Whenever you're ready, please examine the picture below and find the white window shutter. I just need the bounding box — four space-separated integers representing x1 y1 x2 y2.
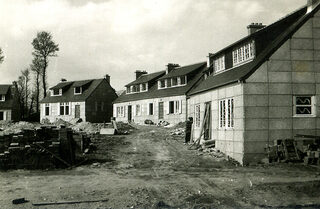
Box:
147 103 150 115
166 101 170 115
179 100 183 114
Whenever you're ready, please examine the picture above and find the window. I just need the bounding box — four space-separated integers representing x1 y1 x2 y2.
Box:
168 100 182 114
126 87 131 94
60 102 70 115
45 104 50 116
180 76 186 85
0 95 5 101
149 103 154 115
169 101 175 114
117 106 125 117
167 79 172 87
195 104 200 127
159 80 166 89
294 96 315 116
136 104 141 116
52 89 62 96
74 87 82 94
219 98 234 128
233 40 255 66
213 55 225 73
172 77 178 86
141 83 147 91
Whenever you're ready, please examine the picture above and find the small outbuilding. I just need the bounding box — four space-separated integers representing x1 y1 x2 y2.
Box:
0 84 20 121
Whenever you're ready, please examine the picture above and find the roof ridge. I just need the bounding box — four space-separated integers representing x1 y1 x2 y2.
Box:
174 61 206 69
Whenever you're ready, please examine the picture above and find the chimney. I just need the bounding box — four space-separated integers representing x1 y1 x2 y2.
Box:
135 70 147 79
104 74 110 83
166 63 180 74
307 0 320 13
247 23 266 35
60 78 67 82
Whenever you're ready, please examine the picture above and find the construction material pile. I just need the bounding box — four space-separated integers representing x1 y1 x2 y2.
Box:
0 121 37 135
0 126 91 170
266 135 320 166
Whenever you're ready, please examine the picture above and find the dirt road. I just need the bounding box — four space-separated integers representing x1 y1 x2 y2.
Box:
1 125 320 208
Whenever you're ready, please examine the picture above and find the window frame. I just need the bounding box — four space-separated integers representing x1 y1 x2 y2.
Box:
293 95 316 117
74 86 82 95
219 98 234 129
59 102 70 116
52 89 62 96
195 104 201 128
232 40 255 67
45 103 50 116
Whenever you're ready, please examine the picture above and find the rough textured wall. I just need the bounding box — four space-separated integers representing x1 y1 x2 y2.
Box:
114 95 187 125
86 80 118 123
243 13 320 164
188 83 245 164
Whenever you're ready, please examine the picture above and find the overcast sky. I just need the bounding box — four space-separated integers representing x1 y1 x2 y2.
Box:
0 0 305 91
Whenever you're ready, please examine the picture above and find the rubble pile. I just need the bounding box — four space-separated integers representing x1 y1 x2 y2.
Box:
266 136 320 166
0 121 36 135
170 128 185 136
0 126 91 170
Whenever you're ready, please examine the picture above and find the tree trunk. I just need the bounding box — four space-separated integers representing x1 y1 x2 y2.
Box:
36 73 40 113
42 58 47 98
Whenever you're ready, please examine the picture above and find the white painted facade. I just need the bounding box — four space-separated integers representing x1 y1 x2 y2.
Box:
40 102 86 123
114 95 187 125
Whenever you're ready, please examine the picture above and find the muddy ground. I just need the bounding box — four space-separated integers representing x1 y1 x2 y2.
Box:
1 125 320 209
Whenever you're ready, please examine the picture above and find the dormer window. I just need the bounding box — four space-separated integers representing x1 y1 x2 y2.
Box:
180 76 186 85
158 80 166 89
172 77 178 86
141 83 147 92
74 86 82 95
52 89 62 96
126 87 131 94
233 40 255 66
0 95 5 101
213 55 225 73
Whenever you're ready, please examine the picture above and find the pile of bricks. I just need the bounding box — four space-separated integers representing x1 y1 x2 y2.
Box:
0 126 90 170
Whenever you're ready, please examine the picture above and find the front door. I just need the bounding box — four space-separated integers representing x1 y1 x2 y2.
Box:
158 102 164 119
75 105 80 118
0 112 3 120
128 105 132 122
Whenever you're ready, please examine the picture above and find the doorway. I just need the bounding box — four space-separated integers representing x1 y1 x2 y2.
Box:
128 105 132 122
0 111 3 120
203 102 212 140
75 105 80 118
158 102 164 119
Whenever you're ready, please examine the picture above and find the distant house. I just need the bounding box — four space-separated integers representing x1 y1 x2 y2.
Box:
187 1 320 165
40 75 118 123
0 84 20 121
113 62 207 125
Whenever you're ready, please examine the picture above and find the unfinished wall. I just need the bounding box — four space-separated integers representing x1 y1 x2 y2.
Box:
40 102 86 123
243 13 320 164
114 95 187 125
188 83 245 163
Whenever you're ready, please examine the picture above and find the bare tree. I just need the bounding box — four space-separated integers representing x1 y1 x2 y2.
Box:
0 47 4 64
16 75 26 119
22 68 30 115
32 31 59 98
30 56 43 113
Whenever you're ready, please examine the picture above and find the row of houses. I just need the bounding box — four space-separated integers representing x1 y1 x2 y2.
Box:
1 0 320 164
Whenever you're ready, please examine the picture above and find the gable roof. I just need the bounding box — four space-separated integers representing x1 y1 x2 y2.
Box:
0 85 11 95
160 62 206 79
40 79 112 103
188 4 315 96
114 62 207 103
50 81 73 90
126 71 165 86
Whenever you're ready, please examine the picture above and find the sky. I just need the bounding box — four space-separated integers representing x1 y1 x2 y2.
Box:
0 0 305 91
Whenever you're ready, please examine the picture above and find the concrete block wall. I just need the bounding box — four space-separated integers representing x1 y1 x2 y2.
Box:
114 95 187 125
188 83 245 163
40 102 86 123
243 14 320 164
